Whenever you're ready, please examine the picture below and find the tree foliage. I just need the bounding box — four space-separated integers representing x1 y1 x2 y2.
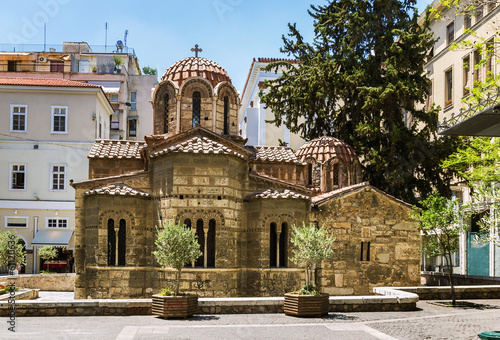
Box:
38 245 58 261
142 66 157 75
0 230 26 268
152 221 202 296
290 222 335 289
410 192 469 304
260 0 459 204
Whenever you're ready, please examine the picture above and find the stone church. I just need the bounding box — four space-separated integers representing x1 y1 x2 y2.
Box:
72 55 420 299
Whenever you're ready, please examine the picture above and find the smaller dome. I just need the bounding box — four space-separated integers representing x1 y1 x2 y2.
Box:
161 57 231 88
296 136 357 164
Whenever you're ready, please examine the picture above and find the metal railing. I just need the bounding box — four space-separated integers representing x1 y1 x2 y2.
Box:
0 43 135 56
438 88 500 134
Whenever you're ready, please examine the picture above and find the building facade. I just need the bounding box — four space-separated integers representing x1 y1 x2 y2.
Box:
239 58 305 150
72 56 420 299
0 77 113 273
0 41 157 140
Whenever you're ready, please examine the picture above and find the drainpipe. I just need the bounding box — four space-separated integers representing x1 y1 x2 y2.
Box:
33 217 38 274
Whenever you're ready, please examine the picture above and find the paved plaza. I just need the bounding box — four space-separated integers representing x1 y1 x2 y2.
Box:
1 293 500 339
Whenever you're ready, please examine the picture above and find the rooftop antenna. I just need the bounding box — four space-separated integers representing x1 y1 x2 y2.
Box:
44 23 46 52
105 22 108 52
124 29 128 48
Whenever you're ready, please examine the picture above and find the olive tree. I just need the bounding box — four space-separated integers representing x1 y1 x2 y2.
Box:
0 231 26 272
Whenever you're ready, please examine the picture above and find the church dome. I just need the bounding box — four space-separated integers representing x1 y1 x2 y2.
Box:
161 57 231 87
296 135 358 164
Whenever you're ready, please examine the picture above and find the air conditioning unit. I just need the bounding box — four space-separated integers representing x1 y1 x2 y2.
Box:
38 56 48 62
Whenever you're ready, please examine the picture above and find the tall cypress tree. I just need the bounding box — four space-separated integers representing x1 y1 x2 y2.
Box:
260 0 458 204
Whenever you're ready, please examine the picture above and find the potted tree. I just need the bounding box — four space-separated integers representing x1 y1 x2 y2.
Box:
152 220 202 318
284 222 335 317
113 55 123 74
38 245 58 273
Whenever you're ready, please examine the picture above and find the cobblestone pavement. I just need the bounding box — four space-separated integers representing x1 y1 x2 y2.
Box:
2 299 500 339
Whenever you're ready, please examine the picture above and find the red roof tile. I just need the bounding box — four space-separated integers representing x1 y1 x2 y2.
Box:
246 188 309 200
161 57 231 87
296 136 358 164
150 136 246 159
88 140 145 159
84 183 150 198
251 146 305 164
0 77 101 88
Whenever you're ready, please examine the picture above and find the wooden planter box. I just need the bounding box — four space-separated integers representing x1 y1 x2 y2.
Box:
284 292 329 317
152 294 198 319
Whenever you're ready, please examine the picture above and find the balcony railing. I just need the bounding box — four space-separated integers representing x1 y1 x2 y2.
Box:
0 43 135 56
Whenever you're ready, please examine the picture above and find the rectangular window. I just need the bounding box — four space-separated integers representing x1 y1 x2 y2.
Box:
50 61 64 72
474 49 483 86
10 105 27 132
487 1 496 12
10 164 26 190
445 68 453 107
447 22 455 46
463 56 470 96
425 81 433 111
476 5 484 21
51 165 65 191
130 91 137 110
128 119 137 137
109 93 119 102
486 39 494 77
7 60 17 72
51 106 68 133
465 15 472 30
47 218 68 228
5 217 28 228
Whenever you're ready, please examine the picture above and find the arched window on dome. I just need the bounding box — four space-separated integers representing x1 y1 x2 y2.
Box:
223 96 229 135
195 219 204 267
118 219 126 266
163 93 169 134
107 219 115 266
192 91 201 127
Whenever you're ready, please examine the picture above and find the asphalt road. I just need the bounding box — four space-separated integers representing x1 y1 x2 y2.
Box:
2 299 500 339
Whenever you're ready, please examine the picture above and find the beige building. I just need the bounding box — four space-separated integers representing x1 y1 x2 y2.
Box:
0 41 157 140
72 56 420 299
0 77 113 273
240 58 305 150
423 2 500 277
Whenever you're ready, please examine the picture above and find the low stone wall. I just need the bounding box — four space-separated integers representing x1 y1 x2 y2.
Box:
2 274 75 292
421 271 500 286
396 285 500 300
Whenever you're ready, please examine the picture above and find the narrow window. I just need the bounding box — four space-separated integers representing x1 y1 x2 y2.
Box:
163 93 169 134
10 164 26 190
128 119 137 137
476 5 484 21
445 68 453 107
279 222 288 268
446 22 455 46
207 219 216 268
108 219 116 266
425 81 433 111
463 55 470 96
307 164 313 186
464 15 471 30
474 49 483 86
192 91 201 127
361 242 371 261
486 39 494 77
270 222 277 267
129 91 137 110
195 219 204 267
51 106 68 133
10 105 27 132
118 219 126 266
333 163 339 186
223 96 229 135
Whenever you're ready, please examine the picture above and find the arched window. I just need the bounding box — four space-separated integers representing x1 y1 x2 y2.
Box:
207 219 216 267
163 93 169 134
270 222 277 267
118 219 126 266
184 218 191 229
195 219 204 267
333 163 339 186
223 96 229 135
107 219 116 266
307 164 313 186
192 91 201 127
279 222 288 268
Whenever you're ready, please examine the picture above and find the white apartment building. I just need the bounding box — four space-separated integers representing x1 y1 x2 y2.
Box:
0 77 113 273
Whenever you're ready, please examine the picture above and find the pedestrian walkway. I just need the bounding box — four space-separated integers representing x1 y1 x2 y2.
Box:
35 291 75 301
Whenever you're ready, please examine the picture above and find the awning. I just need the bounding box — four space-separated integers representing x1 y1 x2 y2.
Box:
31 230 73 246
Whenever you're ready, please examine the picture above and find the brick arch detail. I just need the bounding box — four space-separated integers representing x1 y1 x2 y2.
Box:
262 213 296 233
180 77 213 98
175 210 225 230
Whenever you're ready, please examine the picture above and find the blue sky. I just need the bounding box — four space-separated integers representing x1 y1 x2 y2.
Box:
0 0 433 92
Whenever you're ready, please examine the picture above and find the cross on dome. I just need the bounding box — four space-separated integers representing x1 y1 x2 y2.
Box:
191 44 202 57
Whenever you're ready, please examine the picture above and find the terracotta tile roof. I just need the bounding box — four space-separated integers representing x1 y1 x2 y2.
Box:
161 57 231 87
251 146 305 164
150 136 247 159
84 183 150 197
0 77 101 88
88 140 145 159
246 188 309 200
296 135 358 164
256 58 299 64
